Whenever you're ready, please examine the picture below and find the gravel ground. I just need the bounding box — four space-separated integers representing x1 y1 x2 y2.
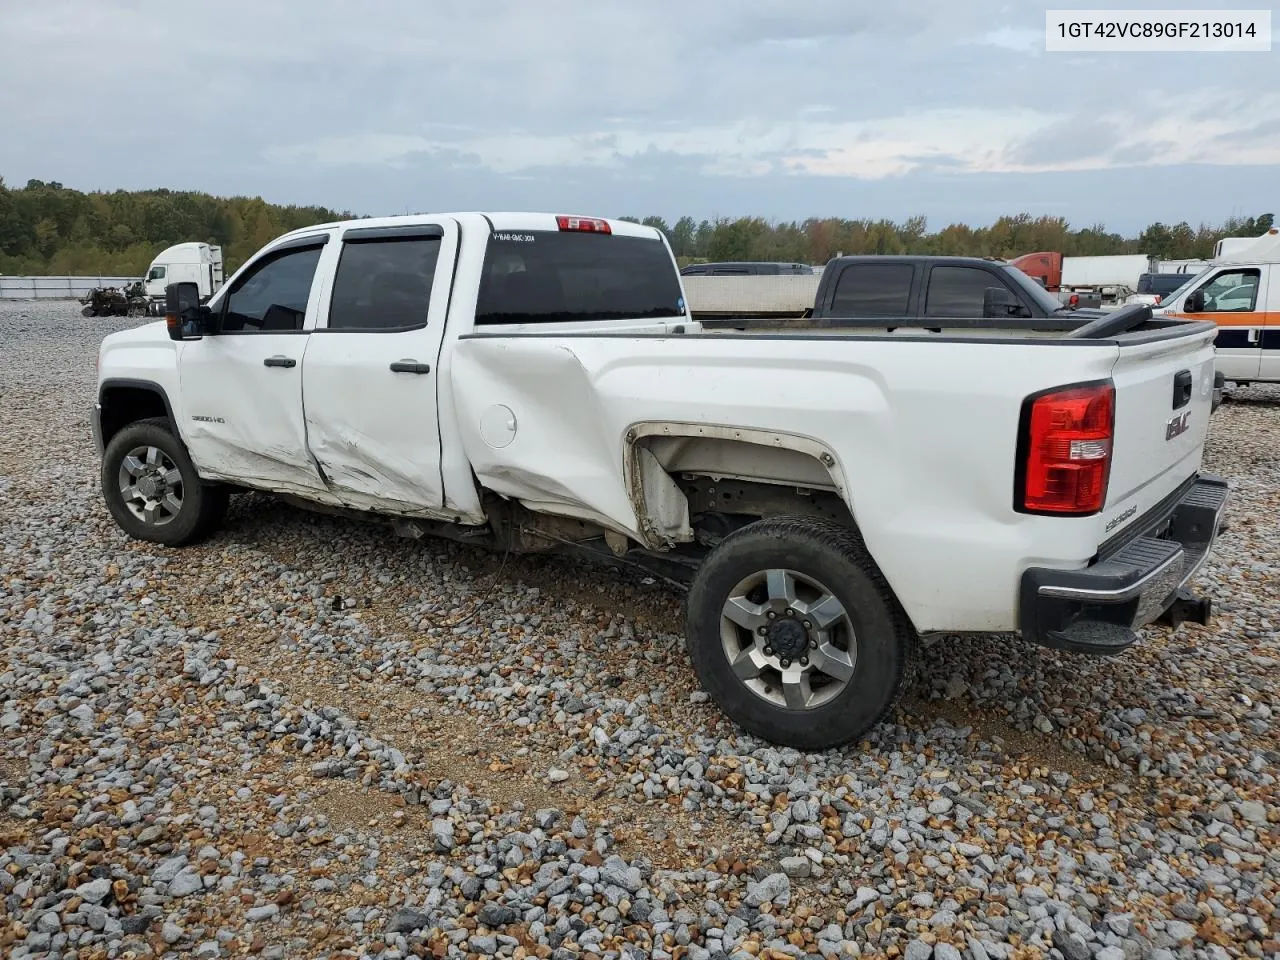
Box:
1 299 1277 960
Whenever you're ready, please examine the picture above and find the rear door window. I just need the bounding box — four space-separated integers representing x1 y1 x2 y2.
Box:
327 236 441 331
476 232 685 325
829 263 914 316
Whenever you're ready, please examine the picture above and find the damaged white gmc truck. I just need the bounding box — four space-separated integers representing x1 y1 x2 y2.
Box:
92 212 1229 750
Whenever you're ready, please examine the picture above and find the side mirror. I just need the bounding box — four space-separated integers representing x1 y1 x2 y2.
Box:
165 282 211 340
1184 289 1205 313
983 286 1029 318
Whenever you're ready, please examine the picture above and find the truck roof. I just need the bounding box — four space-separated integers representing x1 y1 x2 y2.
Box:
272 212 665 243
1216 227 1280 264
826 254 1011 268
150 241 219 262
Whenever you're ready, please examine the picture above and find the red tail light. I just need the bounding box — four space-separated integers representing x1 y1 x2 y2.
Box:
556 215 611 234
1068 293 1079 307
1017 381 1115 515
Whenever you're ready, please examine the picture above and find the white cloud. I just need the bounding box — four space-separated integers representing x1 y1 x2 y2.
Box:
2 0 1277 230
266 89 1280 182
977 26 1045 53
268 109 1058 179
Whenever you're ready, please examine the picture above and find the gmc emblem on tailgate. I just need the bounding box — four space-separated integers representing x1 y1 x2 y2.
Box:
1166 411 1190 440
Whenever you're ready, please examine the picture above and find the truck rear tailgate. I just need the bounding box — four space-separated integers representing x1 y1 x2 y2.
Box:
1019 321 1227 656
1098 323 1218 539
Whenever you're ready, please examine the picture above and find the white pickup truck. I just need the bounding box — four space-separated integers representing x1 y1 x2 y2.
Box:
92 212 1229 751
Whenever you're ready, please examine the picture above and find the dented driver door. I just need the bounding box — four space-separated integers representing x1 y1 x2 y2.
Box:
298 220 458 516
176 233 334 496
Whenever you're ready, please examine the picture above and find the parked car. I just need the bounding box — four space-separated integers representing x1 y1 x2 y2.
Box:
92 212 1228 751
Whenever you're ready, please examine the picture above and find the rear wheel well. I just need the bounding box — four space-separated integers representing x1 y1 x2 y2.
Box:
628 428 857 549
99 383 173 448
678 474 855 547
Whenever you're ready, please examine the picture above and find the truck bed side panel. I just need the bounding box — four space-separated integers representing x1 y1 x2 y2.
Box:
451 333 1123 633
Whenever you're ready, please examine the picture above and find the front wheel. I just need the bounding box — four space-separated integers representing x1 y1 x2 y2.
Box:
684 516 917 751
101 418 228 546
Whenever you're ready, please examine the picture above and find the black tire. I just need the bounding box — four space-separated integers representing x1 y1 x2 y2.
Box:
101 417 228 547
684 516 918 751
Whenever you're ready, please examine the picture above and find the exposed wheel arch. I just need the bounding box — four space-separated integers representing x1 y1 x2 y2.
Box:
623 421 853 550
98 379 178 448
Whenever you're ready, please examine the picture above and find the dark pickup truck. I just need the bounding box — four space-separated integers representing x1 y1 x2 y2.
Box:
688 254 1108 329
809 254 1106 328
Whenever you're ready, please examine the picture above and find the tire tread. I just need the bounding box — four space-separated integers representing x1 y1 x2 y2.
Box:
684 515 919 750
101 417 226 547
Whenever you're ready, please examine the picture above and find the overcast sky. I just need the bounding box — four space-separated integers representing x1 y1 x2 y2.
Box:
2 0 1276 233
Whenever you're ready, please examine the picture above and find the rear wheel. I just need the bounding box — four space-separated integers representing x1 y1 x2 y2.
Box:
101 417 228 546
684 516 917 750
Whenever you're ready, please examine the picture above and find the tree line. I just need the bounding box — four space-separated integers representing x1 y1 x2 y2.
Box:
0 178 347 276
0 177 1273 276
625 211 1276 265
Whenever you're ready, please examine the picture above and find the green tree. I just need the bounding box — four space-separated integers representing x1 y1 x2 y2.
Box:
669 216 697 257
3 178 1274 278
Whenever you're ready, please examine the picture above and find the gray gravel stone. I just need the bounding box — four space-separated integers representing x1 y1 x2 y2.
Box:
745 872 790 906
1237 800 1268 824
168 870 204 897
780 855 811 879
74 877 112 904
478 903 520 926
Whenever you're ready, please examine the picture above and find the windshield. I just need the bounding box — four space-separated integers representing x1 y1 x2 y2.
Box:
1139 273 1198 297
1002 264 1067 313
1157 274 1197 299
1162 266 1214 305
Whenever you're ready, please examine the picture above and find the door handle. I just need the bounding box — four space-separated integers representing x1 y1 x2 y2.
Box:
1172 370 1192 410
1247 329 1260 344
264 356 296 368
390 360 431 374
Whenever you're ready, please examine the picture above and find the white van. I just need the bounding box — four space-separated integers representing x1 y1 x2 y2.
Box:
1157 228 1279 386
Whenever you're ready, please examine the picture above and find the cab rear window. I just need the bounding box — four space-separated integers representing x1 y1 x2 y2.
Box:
475 231 685 325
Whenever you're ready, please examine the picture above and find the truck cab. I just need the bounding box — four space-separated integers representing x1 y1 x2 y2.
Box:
143 242 226 306
1157 228 1280 385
